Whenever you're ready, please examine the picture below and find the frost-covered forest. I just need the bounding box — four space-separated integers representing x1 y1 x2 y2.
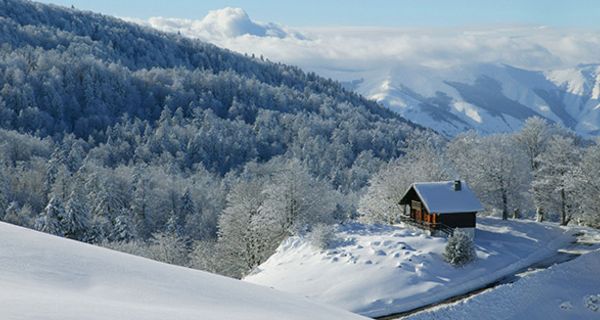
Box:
0 0 599 279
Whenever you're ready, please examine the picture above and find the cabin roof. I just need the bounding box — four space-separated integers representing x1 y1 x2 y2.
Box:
400 180 484 214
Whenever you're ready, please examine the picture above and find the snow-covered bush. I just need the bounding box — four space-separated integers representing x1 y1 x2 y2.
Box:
146 232 189 266
188 240 220 273
308 224 338 250
443 229 476 266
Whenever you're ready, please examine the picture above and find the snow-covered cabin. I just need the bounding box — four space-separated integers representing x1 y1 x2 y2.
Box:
399 180 483 238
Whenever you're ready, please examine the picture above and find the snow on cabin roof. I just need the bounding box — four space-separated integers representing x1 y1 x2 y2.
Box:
401 180 484 214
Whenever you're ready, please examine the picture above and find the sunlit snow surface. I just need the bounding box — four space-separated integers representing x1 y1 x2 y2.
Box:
0 222 366 320
245 217 575 317
409 248 600 320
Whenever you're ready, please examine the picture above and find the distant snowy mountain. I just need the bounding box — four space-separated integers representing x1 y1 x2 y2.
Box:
339 63 600 136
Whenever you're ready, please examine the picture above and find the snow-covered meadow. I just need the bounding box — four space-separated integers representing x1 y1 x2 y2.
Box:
245 217 575 317
408 249 600 320
0 222 367 320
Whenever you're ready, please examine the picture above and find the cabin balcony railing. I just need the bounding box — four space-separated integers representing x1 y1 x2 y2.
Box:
399 215 454 236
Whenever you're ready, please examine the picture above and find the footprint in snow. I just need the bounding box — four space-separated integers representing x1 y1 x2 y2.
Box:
374 249 387 256
371 241 381 246
559 301 573 311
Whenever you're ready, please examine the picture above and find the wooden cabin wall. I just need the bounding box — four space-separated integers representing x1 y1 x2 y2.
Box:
439 212 476 228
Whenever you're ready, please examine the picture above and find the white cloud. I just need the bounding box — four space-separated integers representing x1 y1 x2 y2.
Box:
127 8 600 76
129 7 301 40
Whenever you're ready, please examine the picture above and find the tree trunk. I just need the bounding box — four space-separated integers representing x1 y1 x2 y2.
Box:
560 188 567 226
501 189 508 220
512 208 520 219
536 206 544 222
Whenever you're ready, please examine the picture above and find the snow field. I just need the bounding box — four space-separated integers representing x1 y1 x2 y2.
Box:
0 222 367 320
245 217 575 317
407 249 600 320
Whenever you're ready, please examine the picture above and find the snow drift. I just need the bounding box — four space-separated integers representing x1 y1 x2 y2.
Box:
0 222 366 320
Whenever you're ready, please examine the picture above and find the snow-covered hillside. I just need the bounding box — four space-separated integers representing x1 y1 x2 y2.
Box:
0 222 366 320
244 217 575 317
337 63 600 136
408 249 600 320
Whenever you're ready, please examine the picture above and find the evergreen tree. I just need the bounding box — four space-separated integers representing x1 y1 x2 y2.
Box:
62 189 90 241
111 211 136 242
179 189 196 221
36 196 65 236
0 167 8 218
443 230 476 266
131 165 151 239
3 201 21 225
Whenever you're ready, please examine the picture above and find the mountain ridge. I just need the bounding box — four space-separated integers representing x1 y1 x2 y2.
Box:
350 63 600 136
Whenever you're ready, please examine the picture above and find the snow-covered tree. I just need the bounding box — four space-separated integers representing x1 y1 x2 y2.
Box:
36 196 65 236
188 240 220 273
3 201 21 225
130 165 151 239
577 143 600 227
62 189 90 241
261 159 338 236
147 232 188 266
448 133 529 220
217 180 275 277
514 117 550 172
514 117 550 221
532 135 581 225
443 230 476 266
110 211 136 242
179 188 196 220
0 169 8 218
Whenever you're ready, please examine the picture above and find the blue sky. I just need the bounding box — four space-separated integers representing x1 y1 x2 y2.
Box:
37 0 600 28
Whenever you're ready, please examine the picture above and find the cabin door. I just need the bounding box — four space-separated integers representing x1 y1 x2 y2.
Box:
411 200 422 221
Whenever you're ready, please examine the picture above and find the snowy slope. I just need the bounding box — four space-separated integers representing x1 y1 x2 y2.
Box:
408 249 600 320
0 222 367 320
244 217 575 317
336 63 600 136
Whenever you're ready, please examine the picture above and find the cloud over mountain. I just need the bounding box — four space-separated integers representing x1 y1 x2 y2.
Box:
131 7 299 40
132 9 600 73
